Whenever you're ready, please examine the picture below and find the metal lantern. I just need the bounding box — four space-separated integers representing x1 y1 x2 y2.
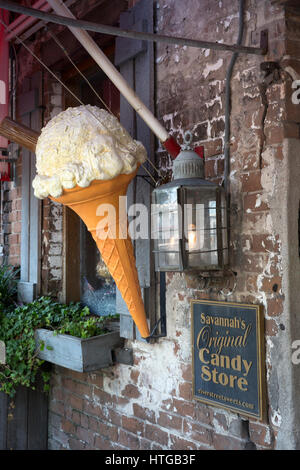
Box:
152 132 228 272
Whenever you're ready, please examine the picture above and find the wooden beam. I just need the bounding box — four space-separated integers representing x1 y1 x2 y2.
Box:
40 0 127 70
0 117 39 152
61 44 115 81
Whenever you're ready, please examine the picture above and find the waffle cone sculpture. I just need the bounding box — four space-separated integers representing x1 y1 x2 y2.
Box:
50 167 150 339
0 110 150 339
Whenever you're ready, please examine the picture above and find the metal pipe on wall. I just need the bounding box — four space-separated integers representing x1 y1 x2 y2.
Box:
223 0 245 257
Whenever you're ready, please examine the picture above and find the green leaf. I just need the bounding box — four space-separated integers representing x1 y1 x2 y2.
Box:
0 285 118 396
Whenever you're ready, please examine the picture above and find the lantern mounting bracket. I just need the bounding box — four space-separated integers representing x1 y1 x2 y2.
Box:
194 269 237 297
146 271 167 343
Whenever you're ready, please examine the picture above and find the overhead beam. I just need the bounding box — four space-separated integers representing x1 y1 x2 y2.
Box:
0 0 267 55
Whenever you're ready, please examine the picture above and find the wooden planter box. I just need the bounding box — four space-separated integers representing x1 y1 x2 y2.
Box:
35 328 124 373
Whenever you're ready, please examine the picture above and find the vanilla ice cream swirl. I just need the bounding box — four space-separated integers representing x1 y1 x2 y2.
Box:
32 105 147 199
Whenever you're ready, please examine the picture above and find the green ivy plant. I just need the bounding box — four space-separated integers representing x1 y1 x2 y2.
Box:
0 296 119 397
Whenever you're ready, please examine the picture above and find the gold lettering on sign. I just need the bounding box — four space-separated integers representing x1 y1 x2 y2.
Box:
196 312 253 393
197 324 252 355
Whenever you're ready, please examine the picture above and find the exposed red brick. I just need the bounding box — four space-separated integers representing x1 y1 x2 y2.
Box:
69 395 83 412
283 121 300 138
130 368 140 383
87 372 103 388
161 397 195 419
49 400 64 417
105 408 122 427
243 193 269 213
267 297 284 317
71 411 81 426
133 403 156 424
119 429 140 450
98 422 118 441
202 138 223 158
121 383 141 399
183 419 212 446
249 422 273 448
205 159 216 178
243 253 264 273
157 411 183 431
169 434 198 450
61 418 76 435
241 171 263 192
68 438 87 450
75 426 94 444
94 435 118 450
144 424 169 447
92 388 115 405
80 413 89 429
122 415 144 435
178 382 193 401
83 400 105 419
261 276 282 294
181 363 193 382
265 126 285 146
194 404 213 426
249 233 280 254
51 386 65 402
88 416 99 433
265 318 279 336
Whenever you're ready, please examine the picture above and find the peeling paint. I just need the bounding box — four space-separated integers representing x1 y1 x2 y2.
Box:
203 58 223 79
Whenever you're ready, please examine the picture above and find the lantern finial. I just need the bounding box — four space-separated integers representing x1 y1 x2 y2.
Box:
173 131 204 180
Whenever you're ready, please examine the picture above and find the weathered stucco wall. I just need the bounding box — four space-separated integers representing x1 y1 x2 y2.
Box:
5 0 300 450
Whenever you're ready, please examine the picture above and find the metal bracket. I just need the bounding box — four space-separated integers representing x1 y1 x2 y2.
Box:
146 271 167 342
146 317 167 342
260 29 268 55
195 269 237 297
112 347 134 366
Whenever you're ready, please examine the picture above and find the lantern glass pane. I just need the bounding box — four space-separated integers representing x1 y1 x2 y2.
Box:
184 187 221 269
152 186 181 271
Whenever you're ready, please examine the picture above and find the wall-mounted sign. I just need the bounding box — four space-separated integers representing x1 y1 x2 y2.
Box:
191 300 266 421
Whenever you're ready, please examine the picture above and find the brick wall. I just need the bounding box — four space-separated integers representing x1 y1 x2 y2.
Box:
5 0 300 450
40 77 64 299
1 173 22 266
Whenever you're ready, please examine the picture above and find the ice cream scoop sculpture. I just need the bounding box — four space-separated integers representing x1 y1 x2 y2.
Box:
32 105 150 339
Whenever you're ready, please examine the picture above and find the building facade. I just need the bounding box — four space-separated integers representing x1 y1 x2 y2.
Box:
1 0 300 450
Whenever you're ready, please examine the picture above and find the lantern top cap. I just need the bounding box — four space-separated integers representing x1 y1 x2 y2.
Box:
182 130 193 150
173 131 204 180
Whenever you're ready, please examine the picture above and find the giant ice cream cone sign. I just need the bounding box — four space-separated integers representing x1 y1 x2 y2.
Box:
0 106 150 339
50 170 150 339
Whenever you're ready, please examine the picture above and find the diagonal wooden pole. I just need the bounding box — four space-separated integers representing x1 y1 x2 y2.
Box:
0 117 39 152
